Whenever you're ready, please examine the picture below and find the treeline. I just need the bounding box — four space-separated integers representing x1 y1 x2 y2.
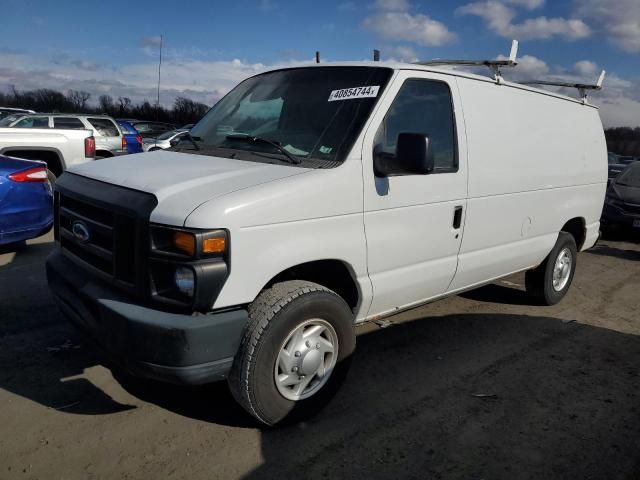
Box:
605 127 640 157
0 87 210 126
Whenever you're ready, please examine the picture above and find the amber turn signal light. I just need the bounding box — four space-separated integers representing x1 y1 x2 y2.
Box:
173 231 196 256
203 237 226 254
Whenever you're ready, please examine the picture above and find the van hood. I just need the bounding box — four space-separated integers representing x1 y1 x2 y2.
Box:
68 150 309 225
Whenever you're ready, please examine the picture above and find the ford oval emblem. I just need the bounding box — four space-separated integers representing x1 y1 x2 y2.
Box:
71 221 90 243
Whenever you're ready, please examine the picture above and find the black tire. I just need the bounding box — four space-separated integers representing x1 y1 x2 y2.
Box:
228 280 356 426
525 232 578 306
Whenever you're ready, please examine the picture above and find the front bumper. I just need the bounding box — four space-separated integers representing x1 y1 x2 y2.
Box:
46 249 248 385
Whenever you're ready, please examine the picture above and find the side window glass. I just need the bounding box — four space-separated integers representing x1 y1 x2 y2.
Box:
53 117 85 129
375 79 457 173
88 118 119 137
14 116 49 128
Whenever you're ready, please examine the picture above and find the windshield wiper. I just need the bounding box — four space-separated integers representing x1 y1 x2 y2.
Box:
225 133 301 165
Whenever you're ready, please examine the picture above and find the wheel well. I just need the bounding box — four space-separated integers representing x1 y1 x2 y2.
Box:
266 260 360 312
561 217 586 250
2 149 63 176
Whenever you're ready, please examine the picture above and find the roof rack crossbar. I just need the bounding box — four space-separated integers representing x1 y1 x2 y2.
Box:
521 70 606 103
413 40 518 84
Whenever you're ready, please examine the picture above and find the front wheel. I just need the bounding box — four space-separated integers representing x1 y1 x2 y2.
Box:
228 280 356 426
525 232 577 305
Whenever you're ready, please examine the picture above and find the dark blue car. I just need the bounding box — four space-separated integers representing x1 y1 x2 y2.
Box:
116 120 143 154
0 155 53 246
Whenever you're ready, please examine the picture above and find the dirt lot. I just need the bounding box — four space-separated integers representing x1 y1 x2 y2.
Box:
0 232 639 480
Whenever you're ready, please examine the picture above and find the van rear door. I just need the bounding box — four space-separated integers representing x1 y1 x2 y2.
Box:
362 71 468 317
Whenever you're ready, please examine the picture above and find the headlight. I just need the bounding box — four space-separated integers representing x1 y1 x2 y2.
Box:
151 226 228 258
174 266 195 297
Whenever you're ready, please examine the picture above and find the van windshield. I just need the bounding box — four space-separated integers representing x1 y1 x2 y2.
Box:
189 66 393 166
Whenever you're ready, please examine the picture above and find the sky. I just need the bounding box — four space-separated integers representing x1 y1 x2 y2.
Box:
1 0 639 127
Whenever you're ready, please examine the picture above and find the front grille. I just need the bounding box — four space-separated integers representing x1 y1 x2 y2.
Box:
59 193 136 285
54 173 158 297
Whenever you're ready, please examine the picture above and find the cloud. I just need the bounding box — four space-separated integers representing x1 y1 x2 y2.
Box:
0 50 314 109
382 45 420 62
458 1 591 40
139 36 162 48
573 59 598 76
574 0 640 52
0 48 638 128
373 0 411 11
504 0 544 9
363 12 457 46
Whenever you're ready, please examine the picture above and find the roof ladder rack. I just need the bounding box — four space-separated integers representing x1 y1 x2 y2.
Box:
413 40 519 84
521 70 606 104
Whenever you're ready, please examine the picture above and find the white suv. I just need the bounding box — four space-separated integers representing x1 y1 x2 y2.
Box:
8 114 126 158
47 62 607 426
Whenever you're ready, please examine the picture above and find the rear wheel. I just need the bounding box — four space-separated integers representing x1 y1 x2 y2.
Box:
525 232 577 305
228 280 356 426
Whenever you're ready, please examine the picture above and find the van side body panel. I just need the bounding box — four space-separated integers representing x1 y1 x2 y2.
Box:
448 77 607 291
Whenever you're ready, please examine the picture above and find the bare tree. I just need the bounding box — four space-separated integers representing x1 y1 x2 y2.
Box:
117 96 132 116
67 90 91 111
98 94 114 113
173 97 209 125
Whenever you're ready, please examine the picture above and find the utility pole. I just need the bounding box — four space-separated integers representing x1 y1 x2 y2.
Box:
156 34 163 120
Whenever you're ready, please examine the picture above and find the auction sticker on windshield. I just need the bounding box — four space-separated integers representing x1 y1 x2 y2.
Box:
328 86 380 102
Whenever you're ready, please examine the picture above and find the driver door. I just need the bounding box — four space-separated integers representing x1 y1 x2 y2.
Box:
362 71 468 317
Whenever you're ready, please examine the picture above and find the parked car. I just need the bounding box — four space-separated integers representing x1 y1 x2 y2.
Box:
0 127 95 179
47 62 606 426
142 129 188 151
601 161 640 234
608 152 628 181
6 114 127 158
0 107 35 121
0 155 53 246
117 120 143 154
120 120 176 139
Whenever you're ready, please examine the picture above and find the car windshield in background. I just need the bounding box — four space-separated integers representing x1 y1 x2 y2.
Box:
118 122 137 134
189 66 393 165
157 130 180 141
616 163 640 187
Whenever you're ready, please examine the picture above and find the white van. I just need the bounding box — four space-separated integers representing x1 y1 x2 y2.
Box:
46 61 607 425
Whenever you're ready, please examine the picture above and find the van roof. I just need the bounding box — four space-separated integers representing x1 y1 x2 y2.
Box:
264 61 600 109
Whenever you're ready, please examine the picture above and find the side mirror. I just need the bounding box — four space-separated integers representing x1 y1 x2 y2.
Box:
170 136 182 146
374 133 434 177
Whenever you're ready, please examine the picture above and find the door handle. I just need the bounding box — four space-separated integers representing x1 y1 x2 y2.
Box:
453 206 463 229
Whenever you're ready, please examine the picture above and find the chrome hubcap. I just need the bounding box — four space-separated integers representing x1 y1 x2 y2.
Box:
274 319 338 401
552 247 572 292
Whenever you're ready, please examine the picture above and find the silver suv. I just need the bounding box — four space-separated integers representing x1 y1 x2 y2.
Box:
6 114 127 158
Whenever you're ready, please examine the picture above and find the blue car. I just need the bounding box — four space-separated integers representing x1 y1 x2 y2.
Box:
116 120 143 154
0 155 53 246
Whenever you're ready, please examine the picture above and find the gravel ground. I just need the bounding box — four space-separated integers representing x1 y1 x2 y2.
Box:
0 232 638 480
